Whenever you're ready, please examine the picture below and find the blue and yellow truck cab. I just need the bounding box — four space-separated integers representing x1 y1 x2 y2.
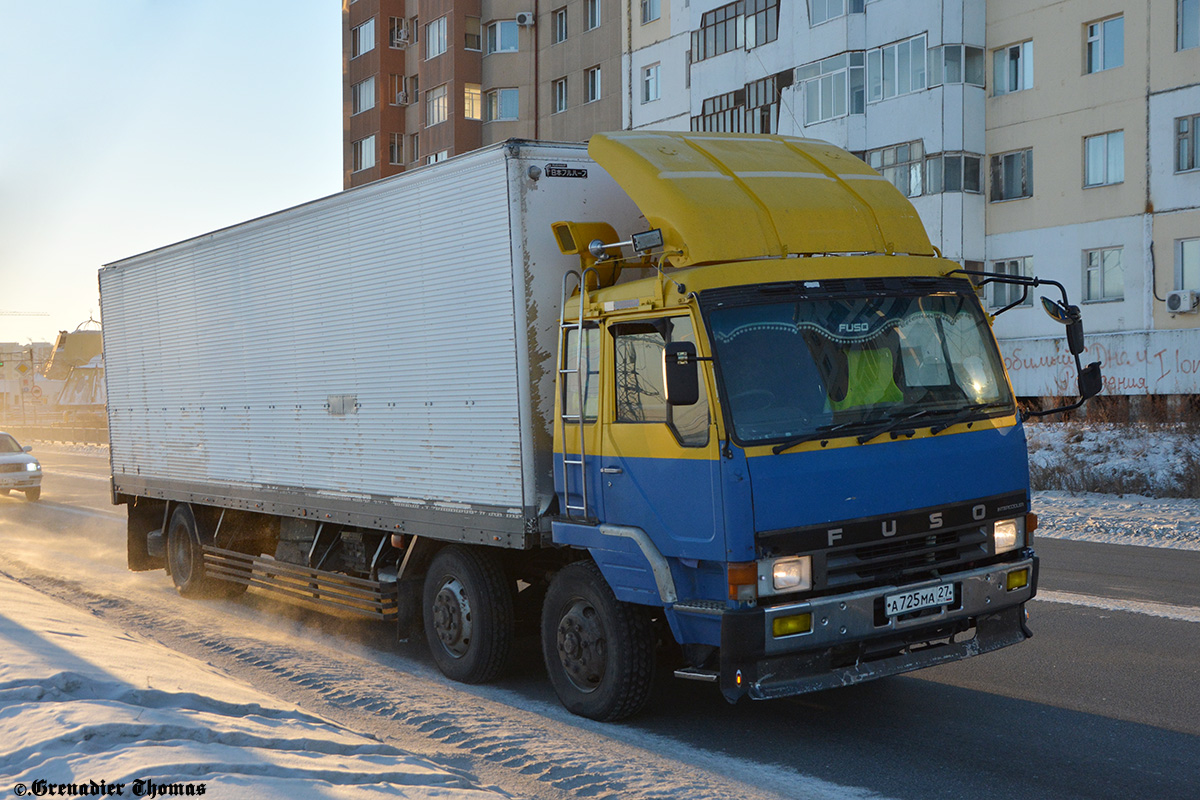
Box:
543 131 1098 718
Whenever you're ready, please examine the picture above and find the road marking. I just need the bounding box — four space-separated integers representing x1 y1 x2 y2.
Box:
45 470 110 482
31 502 124 521
1037 590 1200 624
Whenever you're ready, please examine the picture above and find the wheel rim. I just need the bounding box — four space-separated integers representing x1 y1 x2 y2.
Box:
431 577 472 658
556 598 606 693
170 526 193 584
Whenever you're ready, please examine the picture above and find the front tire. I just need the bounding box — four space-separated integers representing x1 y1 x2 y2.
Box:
541 560 655 721
422 545 514 684
24 487 40 501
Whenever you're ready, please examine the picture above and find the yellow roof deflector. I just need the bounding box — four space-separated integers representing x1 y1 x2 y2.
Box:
588 131 935 269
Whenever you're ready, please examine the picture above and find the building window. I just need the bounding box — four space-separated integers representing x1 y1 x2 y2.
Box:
809 0 864 26
485 88 519 121
1181 0 1200 50
745 0 779 49
408 75 419 101
428 150 449 165
691 89 745 132
585 66 602 103
990 258 1033 309
928 44 985 87
390 74 406 105
426 16 447 58
1086 16 1124 73
799 53 865 124
1177 114 1200 172
410 17 419 42
389 17 408 48
693 1 741 62
746 75 780 133
867 141 924 197
553 78 568 113
486 20 519 53
868 34 928 102
351 77 375 115
352 135 375 172
554 8 568 43
389 133 404 165
351 19 375 58
411 133 420 162
641 0 660 24
465 17 481 50
993 41 1033 95
1179 238 1200 289
642 63 660 103
1084 131 1124 187
464 84 482 120
586 0 601 30
426 84 448 126
990 149 1033 201
1084 247 1124 301
925 152 982 194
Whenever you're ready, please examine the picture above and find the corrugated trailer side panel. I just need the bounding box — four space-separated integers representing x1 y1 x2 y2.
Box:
102 146 553 544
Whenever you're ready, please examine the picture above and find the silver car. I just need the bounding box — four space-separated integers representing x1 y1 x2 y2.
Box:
0 432 42 501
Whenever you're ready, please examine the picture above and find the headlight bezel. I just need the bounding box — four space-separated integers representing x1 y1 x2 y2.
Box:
25 461 40 473
757 555 813 597
992 516 1026 554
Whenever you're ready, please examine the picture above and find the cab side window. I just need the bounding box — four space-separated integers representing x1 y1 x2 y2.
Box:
611 316 710 447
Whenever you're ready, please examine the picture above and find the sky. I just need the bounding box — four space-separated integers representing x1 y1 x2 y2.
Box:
0 1 344 345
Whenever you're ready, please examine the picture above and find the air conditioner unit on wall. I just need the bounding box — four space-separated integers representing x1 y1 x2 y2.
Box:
1166 289 1200 314
515 11 535 26
396 90 409 105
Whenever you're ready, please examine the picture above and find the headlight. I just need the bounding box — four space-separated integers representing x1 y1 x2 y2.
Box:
756 555 813 597
25 462 39 472
993 517 1025 554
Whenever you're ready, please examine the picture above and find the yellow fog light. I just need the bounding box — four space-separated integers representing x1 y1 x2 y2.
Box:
1006 568 1030 591
772 613 813 638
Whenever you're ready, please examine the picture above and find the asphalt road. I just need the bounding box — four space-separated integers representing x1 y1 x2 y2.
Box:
2 446 1198 800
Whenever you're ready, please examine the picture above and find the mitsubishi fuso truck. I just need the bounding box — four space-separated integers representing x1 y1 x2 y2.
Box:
102 131 1101 721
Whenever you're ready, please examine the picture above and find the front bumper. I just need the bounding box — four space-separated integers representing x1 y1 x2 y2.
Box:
719 554 1037 701
0 471 41 490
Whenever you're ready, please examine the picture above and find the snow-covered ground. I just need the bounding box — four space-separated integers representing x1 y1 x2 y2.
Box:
0 573 508 800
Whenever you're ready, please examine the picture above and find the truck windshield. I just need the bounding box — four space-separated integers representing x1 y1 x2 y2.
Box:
704 290 1013 446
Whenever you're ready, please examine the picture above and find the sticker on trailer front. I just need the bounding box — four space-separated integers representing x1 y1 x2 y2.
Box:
545 163 588 178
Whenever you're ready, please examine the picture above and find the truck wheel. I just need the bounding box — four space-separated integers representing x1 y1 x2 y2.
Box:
24 488 40 501
166 505 226 598
541 560 655 721
422 545 513 684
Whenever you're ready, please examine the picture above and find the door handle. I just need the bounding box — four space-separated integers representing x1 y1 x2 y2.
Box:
599 466 623 474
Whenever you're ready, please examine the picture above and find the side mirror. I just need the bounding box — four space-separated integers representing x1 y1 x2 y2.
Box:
1066 319 1086 355
1079 362 1103 400
663 342 700 406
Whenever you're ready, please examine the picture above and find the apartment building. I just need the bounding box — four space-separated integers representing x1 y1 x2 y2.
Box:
343 0 620 188
984 0 1200 401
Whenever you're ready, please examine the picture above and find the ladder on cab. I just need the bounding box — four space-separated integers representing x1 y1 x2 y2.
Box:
559 270 594 519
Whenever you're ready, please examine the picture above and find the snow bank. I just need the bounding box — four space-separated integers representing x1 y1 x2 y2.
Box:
0 576 506 800
1026 422 1200 498
1033 490 1200 551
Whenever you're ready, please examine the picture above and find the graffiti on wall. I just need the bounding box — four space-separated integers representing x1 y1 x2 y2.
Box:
998 330 1200 396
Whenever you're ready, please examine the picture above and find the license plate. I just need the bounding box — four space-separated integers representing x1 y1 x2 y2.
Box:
884 583 955 617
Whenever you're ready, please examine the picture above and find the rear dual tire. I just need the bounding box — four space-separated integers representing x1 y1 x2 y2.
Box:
166 505 245 598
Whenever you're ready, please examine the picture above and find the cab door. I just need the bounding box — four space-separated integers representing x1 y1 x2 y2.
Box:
599 314 723 562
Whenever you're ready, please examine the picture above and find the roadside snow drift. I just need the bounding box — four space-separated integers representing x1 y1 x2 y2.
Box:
0 575 506 800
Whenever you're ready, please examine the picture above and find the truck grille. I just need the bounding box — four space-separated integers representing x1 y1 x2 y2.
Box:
824 527 989 591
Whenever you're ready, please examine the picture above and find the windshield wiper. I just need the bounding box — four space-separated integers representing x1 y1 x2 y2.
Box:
928 402 1010 435
855 409 933 445
771 422 859 455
